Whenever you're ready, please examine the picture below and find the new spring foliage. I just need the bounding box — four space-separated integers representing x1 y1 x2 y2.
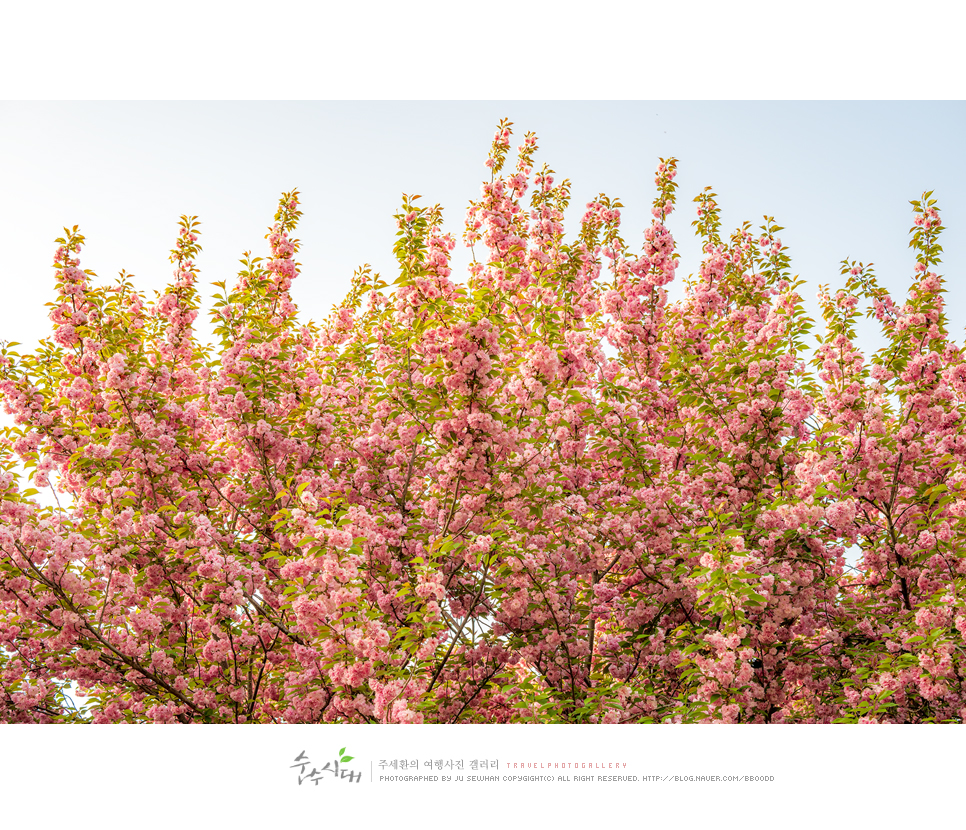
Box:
1 121 964 723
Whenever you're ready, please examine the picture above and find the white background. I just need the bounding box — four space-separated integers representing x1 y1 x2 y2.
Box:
2 2 964 826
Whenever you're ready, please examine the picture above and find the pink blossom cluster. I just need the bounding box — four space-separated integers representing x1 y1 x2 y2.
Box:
0 131 964 724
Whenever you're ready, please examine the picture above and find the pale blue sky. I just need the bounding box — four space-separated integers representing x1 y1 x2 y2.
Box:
1 101 964 360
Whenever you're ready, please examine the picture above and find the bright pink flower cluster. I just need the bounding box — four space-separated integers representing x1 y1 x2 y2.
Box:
0 129 963 724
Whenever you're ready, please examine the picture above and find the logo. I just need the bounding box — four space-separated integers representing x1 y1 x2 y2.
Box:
291 747 362 785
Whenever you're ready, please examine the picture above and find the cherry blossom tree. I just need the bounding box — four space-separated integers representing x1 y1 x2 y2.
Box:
1 120 963 723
